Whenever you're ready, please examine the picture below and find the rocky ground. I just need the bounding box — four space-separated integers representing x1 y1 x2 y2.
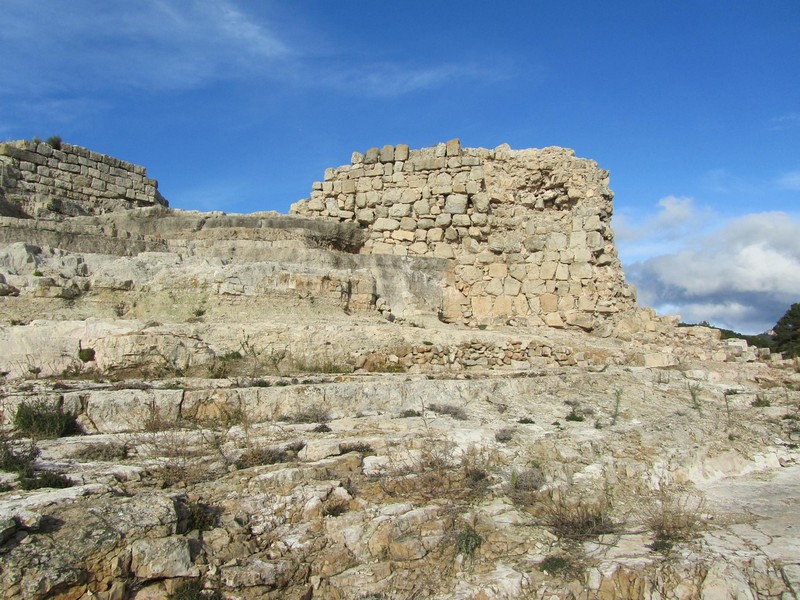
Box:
1 304 799 599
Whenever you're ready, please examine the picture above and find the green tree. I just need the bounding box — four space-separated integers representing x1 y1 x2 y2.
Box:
773 303 800 358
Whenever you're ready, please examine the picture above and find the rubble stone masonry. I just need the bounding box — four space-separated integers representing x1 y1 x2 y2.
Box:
291 139 637 329
0 140 167 218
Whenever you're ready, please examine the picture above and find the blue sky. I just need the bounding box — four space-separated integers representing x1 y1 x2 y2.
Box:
2 1 799 333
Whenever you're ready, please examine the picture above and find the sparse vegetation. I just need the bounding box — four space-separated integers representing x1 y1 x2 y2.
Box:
339 441 374 455
399 409 422 418
45 135 62 149
286 404 331 424
611 389 623 424
169 579 223 600
508 465 545 506
235 441 305 469
752 395 771 407
688 383 702 412
71 442 130 461
644 479 706 552
537 487 617 539
429 403 467 421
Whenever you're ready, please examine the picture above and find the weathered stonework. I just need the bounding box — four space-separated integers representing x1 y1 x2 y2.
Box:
291 139 636 329
0 140 167 218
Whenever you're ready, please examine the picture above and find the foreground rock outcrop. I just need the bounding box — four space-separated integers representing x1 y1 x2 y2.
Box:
0 140 798 599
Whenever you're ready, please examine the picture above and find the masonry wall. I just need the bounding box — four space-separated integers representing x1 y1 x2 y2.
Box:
291 139 637 330
0 140 167 218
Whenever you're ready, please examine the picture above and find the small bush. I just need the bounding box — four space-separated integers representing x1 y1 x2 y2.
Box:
751 395 771 407
236 441 304 469
169 579 222 600
19 470 73 490
322 499 349 517
454 524 482 557
517 416 535 424
0 438 39 473
78 347 96 363
537 488 617 539
538 554 569 573
508 466 544 505
495 427 515 442
339 441 374 455
645 480 706 551
71 442 130 461
288 405 331 424
312 423 332 433
399 409 421 418
429 403 467 421
45 135 62 149
564 410 584 422
185 501 222 532
14 400 80 439
235 446 291 468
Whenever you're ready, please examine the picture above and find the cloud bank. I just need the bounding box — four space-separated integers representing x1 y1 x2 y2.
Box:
623 211 800 333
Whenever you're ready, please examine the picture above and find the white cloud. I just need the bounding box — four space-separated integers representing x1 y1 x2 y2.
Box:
770 112 800 130
313 62 506 98
0 0 499 103
615 195 707 242
626 211 800 333
776 171 800 191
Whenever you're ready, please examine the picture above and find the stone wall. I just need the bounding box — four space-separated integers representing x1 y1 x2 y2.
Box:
291 139 637 330
0 140 167 218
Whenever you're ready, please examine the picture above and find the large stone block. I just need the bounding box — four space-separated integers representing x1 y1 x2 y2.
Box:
444 194 468 214
374 218 400 231
380 145 395 163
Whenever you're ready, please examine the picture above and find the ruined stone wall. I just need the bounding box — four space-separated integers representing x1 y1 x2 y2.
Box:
0 140 167 218
291 139 637 330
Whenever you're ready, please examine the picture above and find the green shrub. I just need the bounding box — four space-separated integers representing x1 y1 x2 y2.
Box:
45 135 62 149
454 524 482 557
78 347 96 363
539 554 569 573
751 395 771 407
14 400 80 439
565 410 584 422
19 470 73 490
